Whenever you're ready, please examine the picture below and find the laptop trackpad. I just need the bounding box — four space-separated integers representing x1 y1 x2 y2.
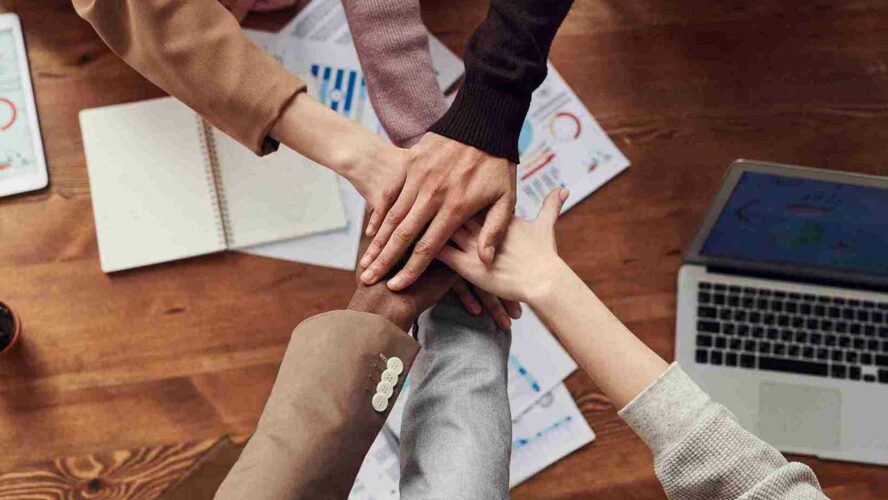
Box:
758 382 841 451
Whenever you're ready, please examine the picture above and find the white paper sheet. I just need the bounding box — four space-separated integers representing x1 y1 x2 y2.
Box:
510 383 595 488
508 308 578 417
385 307 577 438
515 63 630 219
349 430 401 500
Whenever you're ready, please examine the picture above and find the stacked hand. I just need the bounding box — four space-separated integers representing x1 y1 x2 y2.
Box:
347 132 521 329
437 188 569 306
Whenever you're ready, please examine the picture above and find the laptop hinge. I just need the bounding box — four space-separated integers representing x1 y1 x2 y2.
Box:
706 265 888 295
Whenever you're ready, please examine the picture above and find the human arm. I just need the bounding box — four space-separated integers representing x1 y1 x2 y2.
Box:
72 0 302 156
214 252 456 499
341 0 446 149
72 0 410 218
438 189 827 499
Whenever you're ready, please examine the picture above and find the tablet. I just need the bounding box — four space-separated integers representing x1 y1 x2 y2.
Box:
0 13 47 198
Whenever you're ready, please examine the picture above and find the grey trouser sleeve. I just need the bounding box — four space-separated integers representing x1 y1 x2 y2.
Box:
399 298 512 499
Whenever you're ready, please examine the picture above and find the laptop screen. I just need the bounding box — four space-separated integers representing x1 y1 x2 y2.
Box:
701 171 888 277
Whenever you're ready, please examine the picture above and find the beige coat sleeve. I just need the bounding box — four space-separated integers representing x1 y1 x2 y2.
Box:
214 310 420 499
72 0 305 155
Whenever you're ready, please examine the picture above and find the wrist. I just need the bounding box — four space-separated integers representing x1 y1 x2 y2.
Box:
347 292 415 332
525 258 574 309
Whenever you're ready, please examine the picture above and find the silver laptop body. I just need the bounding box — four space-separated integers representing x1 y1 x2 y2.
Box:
676 160 888 465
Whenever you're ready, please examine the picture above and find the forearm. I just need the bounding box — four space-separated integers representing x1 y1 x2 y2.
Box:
270 93 397 178
73 0 305 155
529 260 668 409
342 0 446 147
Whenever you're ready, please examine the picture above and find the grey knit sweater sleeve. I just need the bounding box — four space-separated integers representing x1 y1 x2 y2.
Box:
618 363 828 500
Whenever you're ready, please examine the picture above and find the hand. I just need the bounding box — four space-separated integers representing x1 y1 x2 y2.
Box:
345 139 410 229
358 132 517 291
348 242 458 332
437 188 569 305
451 279 521 330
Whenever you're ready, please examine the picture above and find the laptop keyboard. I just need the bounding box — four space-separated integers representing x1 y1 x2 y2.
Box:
694 282 888 383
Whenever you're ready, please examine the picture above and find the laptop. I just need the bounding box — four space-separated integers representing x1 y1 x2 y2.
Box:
676 159 888 465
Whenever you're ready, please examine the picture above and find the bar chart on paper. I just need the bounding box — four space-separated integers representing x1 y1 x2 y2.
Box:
310 64 371 123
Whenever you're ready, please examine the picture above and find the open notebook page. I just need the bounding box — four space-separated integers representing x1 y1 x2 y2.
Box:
81 97 224 272
210 129 346 248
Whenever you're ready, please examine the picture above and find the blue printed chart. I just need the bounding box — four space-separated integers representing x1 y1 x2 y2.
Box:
310 63 371 124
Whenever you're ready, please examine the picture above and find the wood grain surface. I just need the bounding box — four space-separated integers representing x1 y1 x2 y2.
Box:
1 0 888 498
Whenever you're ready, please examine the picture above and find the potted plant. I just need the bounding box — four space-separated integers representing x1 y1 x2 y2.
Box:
0 300 21 356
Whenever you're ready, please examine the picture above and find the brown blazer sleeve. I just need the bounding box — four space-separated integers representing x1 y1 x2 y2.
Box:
72 0 306 155
214 310 420 500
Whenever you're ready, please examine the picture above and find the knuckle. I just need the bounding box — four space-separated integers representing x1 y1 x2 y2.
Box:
413 239 435 257
393 228 414 244
385 210 404 225
367 239 383 253
381 186 399 204
487 224 507 241
441 197 467 218
429 180 450 199
373 255 391 270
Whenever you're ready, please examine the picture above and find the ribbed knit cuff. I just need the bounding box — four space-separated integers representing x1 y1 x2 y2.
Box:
618 363 713 455
428 83 529 163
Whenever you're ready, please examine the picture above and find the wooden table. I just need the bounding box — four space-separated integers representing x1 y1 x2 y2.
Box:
2 0 888 497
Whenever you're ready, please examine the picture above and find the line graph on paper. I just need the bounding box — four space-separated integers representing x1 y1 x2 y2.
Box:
508 353 542 403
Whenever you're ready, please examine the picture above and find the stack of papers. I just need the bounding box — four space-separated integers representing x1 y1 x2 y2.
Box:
380 308 594 493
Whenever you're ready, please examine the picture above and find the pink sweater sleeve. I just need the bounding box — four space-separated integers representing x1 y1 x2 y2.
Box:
342 0 446 147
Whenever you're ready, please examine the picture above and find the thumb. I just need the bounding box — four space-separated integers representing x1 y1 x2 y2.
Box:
478 196 514 265
537 188 569 227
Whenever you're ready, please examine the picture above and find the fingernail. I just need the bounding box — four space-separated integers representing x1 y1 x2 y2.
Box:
360 255 372 268
499 315 512 329
365 226 373 236
360 269 376 283
560 189 569 201
471 304 482 315
511 308 522 319
388 275 404 290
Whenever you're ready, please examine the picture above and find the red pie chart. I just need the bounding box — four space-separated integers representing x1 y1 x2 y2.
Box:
0 98 16 131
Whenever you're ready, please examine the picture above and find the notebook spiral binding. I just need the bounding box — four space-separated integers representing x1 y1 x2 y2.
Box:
196 117 233 248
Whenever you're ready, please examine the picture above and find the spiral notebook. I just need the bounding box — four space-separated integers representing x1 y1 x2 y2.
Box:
80 97 347 273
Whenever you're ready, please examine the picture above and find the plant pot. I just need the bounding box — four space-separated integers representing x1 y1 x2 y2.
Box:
0 299 21 356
